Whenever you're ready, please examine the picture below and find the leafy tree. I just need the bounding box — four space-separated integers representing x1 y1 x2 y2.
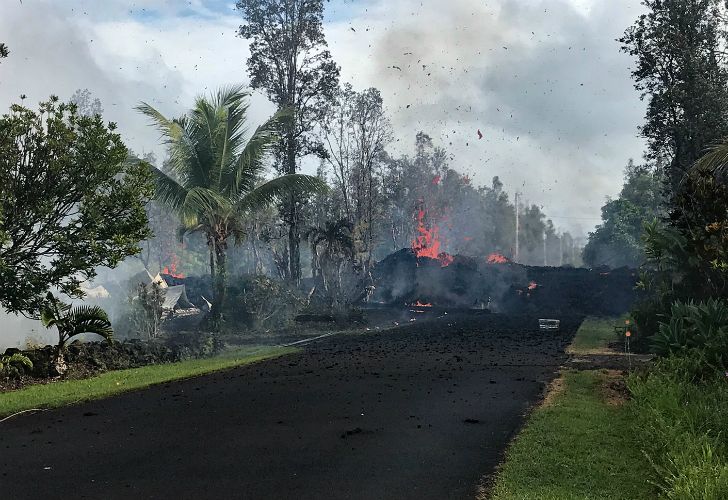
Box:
320 84 393 267
0 43 8 61
237 0 340 282
305 218 354 292
132 282 165 339
619 0 728 196
671 140 728 294
137 86 327 326
40 293 114 376
0 96 153 316
584 160 663 268
69 88 104 117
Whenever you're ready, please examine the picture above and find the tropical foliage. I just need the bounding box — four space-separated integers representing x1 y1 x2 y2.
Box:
0 352 32 379
137 85 327 326
40 293 113 375
583 160 663 268
0 96 153 316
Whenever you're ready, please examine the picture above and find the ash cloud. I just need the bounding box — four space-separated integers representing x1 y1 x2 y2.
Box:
326 0 648 234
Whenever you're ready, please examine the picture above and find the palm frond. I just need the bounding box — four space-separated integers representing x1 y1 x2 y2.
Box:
152 167 190 212
67 305 114 341
236 174 329 213
692 139 728 178
226 108 291 198
136 102 184 144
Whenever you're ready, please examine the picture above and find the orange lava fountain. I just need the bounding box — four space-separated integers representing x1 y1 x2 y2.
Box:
412 209 453 267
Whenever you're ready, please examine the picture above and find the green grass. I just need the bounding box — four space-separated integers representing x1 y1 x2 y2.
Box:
489 370 655 500
628 358 728 499
0 345 296 418
569 316 625 354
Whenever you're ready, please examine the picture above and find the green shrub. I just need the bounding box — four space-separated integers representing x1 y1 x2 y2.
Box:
629 360 728 499
226 275 307 330
651 299 728 377
0 352 33 379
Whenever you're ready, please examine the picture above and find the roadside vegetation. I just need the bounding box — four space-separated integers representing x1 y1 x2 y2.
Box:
0 345 295 419
490 370 653 500
567 316 624 355
490 317 653 499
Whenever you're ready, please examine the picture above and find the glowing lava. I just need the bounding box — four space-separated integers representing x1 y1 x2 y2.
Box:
528 281 538 290
162 254 185 278
486 253 509 264
411 300 433 307
412 209 453 267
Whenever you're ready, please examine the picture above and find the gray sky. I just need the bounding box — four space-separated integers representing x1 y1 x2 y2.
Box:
0 0 647 236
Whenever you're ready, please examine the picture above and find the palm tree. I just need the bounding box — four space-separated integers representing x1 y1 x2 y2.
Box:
137 86 327 325
40 293 113 376
305 219 355 294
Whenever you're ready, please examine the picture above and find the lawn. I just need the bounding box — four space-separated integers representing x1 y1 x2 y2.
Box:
488 369 654 499
568 316 625 354
0 345 297 419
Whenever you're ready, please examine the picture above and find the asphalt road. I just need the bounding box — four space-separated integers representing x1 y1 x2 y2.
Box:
1 313 578 500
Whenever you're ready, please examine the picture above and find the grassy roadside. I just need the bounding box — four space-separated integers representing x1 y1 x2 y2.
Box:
0 345 297 419
487 317 655 499
568 316 624 354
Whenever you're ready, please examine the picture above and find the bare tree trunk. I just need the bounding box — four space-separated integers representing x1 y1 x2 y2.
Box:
285 130 301 284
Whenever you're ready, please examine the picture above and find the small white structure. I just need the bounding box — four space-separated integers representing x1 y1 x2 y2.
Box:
538 319 561 331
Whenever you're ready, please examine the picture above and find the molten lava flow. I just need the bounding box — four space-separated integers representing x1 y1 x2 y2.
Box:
412 209 453 267
486 253 509 264
162 254 185 278
411 300 433 307
528 281 538 290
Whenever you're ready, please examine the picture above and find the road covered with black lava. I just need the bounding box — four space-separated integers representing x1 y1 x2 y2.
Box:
1 313 580 500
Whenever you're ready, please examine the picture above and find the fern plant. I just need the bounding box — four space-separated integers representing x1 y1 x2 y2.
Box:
0 353 33 379
40 292 113 376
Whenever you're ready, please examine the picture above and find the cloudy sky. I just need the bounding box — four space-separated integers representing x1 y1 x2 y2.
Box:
0 0 647 236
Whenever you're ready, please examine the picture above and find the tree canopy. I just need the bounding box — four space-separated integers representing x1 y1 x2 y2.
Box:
0 97 153 315
619 0 728 196
583 160 663 268
237 0 340 282
138 85 327 325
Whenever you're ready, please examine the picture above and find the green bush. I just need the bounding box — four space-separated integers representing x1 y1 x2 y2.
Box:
225 275 307 330
651 299 728 377
0 352 33 379
629 361 728 499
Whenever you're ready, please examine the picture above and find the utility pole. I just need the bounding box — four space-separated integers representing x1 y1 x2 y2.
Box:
559 235 563 267
514 191 520 263
543 231 547 266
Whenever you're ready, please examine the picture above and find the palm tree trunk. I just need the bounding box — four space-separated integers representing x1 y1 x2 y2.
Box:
210 239 227 328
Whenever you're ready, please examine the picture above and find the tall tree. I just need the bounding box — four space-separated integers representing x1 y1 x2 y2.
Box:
620 0 728 196
321 84 392 267
237 0 340 282
69 88 104 117
0 96 153 316
138 86 326 326
584 160 664 268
